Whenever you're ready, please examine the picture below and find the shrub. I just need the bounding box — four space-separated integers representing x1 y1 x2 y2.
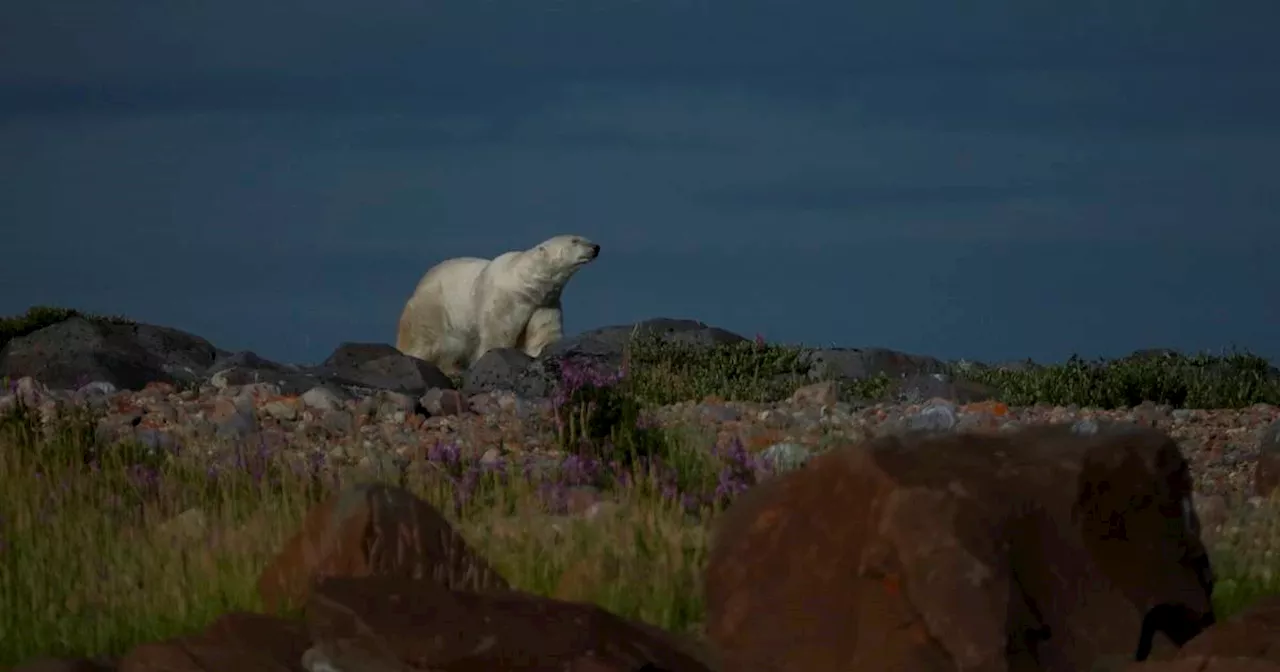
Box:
551 356 671 471
618 335 811 405
953 349 1280 409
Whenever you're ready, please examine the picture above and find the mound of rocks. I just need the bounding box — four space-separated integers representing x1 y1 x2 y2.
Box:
0 314 991 405
18 425 1280 671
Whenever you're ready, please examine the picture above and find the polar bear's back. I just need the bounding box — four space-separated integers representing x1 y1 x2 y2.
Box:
415 256 487 293
410 256 493 325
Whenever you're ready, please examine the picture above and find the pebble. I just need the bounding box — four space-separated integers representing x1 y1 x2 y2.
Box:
904 398 958 433
302 387 344 411
760 442 813 472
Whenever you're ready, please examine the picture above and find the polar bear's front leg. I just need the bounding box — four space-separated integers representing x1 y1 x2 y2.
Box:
519 306 564 358
473 292 534 364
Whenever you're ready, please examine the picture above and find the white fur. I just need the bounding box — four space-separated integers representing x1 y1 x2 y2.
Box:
396 235 600 375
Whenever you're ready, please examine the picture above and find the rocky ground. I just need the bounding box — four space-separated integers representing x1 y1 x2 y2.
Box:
3 314 1280 505
5 374 1278 501
7 312 1280 670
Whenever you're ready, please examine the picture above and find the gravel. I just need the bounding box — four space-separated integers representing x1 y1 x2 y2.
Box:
3 376 1276 499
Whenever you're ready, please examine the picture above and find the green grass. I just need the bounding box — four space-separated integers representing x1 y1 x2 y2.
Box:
1208 501 1280 618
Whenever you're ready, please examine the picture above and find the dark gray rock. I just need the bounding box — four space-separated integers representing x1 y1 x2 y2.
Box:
801 347 948 382
542 318 747 365
991 358 1041 372
206 350 324 395
888 373 1000 404
208 350 299 375
320 343 403 370
315 342 454 395
420 387 468 416
462 348 556 399
1124 348 1183 362
0 316 223 391
210 367 327 396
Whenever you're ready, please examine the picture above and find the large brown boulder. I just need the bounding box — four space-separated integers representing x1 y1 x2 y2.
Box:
303 575 713 671
704 423 1216 671
257 483 508 613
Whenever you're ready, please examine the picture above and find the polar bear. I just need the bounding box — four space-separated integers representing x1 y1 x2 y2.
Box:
395 235 601 375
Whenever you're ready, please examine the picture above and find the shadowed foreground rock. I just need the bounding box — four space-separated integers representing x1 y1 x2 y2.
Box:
303 575 711 671
257 482 509 613
704 423 1218 671
116 612 310 672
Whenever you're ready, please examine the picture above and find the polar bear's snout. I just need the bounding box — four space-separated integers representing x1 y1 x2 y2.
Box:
562 236 600 266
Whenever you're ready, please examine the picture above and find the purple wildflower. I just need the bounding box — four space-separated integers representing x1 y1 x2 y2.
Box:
426 441 461 465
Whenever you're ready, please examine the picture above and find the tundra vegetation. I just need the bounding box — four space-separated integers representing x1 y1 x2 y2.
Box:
2 306 1279 665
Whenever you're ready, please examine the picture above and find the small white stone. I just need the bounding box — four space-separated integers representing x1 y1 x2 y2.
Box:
301 386 344 411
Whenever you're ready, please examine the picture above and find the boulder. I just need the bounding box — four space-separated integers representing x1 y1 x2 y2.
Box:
887 372 1000 404
206 350 296 376
115 611 309 672
304 575 713 671
315 342 454 395
542 318 747 365
704 423 1215 671
256 482 508 614
0 316 223 391
462 347 556 398
206 351 327 396
800 346 948 382
460 318 749 399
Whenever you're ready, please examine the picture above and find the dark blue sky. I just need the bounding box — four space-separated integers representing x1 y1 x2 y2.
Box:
2 0 1277 366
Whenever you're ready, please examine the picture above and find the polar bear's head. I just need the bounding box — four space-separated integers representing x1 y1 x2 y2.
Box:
530 234 600 278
